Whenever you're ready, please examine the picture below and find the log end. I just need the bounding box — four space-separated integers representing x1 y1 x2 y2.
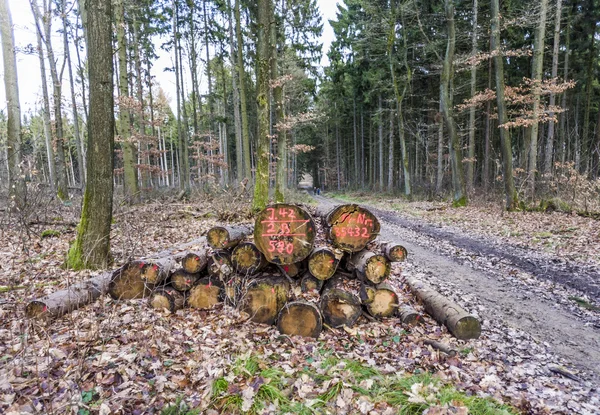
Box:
25 301 48 319
170 269 200 292
149 288 184 312
182 252 207 274
308 249 340 281
109 262 151 300
188 278 223 309
452 315 482 340
207 227 230 249
365 254 391 284
232 242 265 275
320 289 362 328
242 276 290 325
277 301 322 338
366 289 398 318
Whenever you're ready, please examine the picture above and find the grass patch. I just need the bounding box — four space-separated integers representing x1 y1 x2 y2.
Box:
41 229 61 238
568 296 600 311
160 397 201 415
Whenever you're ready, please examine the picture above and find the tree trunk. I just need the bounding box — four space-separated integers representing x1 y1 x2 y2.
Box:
207 251 234 281
348 250 391 285
109 256 180 300
235 0 252 180
440 0 467 206
66 0 114 270
0 0 26 209
252 0 272 211
379 241 408 262
467 0 478 191
527 0 549 195
378 94 384 190
405 276 481 340
301 271 324 293
558 10 571 165
491 0 518 210
227 0 243 182
207 225 253 249
388 103 394 189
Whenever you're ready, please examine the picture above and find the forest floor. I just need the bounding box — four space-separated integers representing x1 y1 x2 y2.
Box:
0 189 599 414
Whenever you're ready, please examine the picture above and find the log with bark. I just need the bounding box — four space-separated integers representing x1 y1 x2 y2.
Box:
207 250 234 281
363 283 398 318
188 277 224 309
405 276 481 340
207 224 252 249
170 269 201 292
320 275 362 328
301 272 324 293
108 256 179 300
181 250 208 274
308 246 344 281
277 301 322 338
348 250 391 284
254 204 316 265
241 275 290 325
380 242 408 262
149 287 185 312
231 241 267 275
318 204 380 252
398 306 421 326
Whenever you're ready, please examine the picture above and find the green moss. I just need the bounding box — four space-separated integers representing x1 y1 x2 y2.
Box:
452 195 468 208
41 229 61 238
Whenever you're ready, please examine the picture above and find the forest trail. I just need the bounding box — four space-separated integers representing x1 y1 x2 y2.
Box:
313 195 600 380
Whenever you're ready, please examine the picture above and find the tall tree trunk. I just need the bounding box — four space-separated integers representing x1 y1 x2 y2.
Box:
227 0 243 182
0 0 26 208
235 0 252 180
252 0 272 211
436 106 444 194
174 1 191 195
203 0 214 130
388 103 394 189
34 20 56 190
467 0 478 191
543 0 562 175
483 45 492 190
527 0 548 195
115 0 138 202
272 5 286 202
62 0 85 188
378 95 384 190
558 10 571 165
132 17 150 190
440 0 467 206
353 98 358 186
67 0 114 269
491 0 518 210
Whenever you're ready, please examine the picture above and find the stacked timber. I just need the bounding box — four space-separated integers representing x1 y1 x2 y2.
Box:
27 203 481 343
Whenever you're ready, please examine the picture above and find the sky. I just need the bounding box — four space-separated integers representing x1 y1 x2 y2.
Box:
0 0 341 117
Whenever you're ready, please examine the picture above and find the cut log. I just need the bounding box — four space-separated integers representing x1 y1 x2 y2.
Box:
181 250 208 274
25 271 113 320
170 269 201 292
254 204 316 265
207 250 234 281
398 306 421 326
320 275 362 328
308 246 344 281
380 242 408 262
108 256 179 300
241 275 290 325
188 277 224 309
320 204 380 252
231 241 267 275
405 277 481 340
207 224 252 249
149 287 185 312
301 272 324 293
359 284 376 304
279 262 305 278
277 301 322 338
348 251 390 284
364 283 398 318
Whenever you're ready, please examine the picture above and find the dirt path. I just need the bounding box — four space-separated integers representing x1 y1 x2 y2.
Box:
314 195 600 381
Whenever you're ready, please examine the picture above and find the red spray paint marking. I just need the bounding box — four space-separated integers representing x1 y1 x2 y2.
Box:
139 262 145 269
43 305 47 312
208 281 212 288
271 288 275 294
186 279 191 284
152 264 158 271
195 256 200 262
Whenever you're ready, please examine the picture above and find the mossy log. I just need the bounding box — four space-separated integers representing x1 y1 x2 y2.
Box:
277 301 323 338
318 204 380 252
207 250 234 281
149 287 185 312
241 275 290 325
363 283 398 318
320 275 362 328
398 306 421 326
207 224 252 250
188 277 224 309
380 242 408 262
308 246 344 281
254 204 316 265
108 256 179 300
25 271 113 320
348 250 390 284
170 269 201 292
405 277 481 340
301 272 324 293
231 242 267 275
181 250 208 274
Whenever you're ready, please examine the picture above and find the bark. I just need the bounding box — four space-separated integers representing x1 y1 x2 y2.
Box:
406 276 481 340
491 0 518 210
527 0 549 194
175 12 191 195
227 0 243 181
231 241 268 275
436 105 444 194
242 275 290 325
440 0 467 206
149 287 184 312
388 103 394 189
115 0 138 202
347 250 391 285
307 246 343 281
0 0 26 208
398 305 421 325
277 301 322 338
252 0 271 211
483 39 492 190
108 256 180 300
66 0 114 270
235 0 252 180
378 94 384 190
271 5 286 203
467 0 478 191
379 241 408 262
558 11 571 165
254 204 316 265
207 224 253 249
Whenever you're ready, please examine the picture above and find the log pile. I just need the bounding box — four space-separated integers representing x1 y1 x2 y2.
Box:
26 203 482 342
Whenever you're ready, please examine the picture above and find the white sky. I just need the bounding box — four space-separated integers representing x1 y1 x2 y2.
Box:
0 0 341 116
